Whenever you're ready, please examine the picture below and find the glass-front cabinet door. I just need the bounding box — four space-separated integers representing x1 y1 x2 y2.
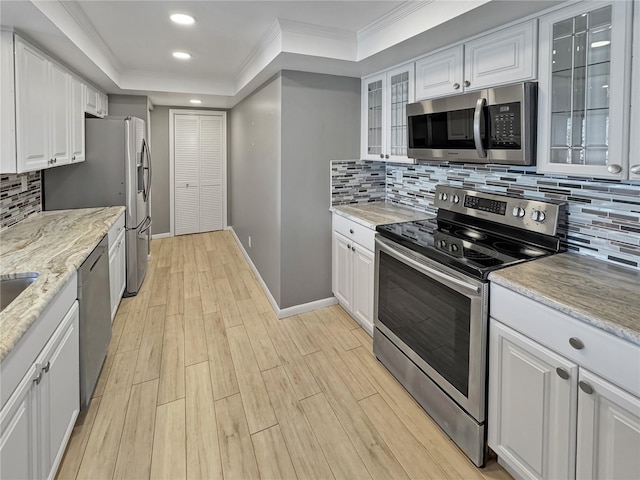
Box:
361 63 415 163
537 1 633 179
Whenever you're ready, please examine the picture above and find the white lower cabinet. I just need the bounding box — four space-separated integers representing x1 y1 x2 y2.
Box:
576 370 640 480
489 285 640 480
332 214 375 335
489 321 577 480
108 213 126 320
0 300 79 480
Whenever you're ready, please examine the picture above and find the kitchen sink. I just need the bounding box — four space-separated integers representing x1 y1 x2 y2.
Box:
0 273 39 313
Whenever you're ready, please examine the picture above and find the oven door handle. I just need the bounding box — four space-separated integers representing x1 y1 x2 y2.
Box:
473 98 487 158
376 238 482 295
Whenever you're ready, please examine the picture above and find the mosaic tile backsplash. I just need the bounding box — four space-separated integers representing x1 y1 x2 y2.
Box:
330 160 640 270
330 160 386 205
1 172 42 231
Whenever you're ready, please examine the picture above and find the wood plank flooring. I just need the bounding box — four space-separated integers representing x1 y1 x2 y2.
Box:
56 231 511 480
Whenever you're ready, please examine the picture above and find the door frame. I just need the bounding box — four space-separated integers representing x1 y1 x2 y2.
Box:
169 109 228 237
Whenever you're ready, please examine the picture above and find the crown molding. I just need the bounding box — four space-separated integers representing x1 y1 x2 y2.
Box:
57 0 122 72
237 19 282 77
357 0 435 42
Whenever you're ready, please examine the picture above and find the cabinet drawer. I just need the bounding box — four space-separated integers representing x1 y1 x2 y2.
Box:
108 212 125 249
491 283 640 397
333 214 375 251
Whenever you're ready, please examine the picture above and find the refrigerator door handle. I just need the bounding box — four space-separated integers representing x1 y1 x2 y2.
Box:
142 138 152 202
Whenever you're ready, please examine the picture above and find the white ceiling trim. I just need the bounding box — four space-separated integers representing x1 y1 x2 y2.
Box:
31 0 121 86
357 0 435 42
356 0 492 60
58 0 122 72
235 19 284 96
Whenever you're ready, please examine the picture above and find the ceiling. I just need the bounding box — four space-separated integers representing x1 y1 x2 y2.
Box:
0 0 563 108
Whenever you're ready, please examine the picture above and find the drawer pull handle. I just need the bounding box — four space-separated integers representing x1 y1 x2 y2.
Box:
569 337 584 350
350 229 354 234
34 371 43 385
43 361 50 373
579 381 594 395
556 367 569 380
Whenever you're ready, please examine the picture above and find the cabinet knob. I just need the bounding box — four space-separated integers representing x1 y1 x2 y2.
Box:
43 361 50 373
34 371 43 385
347 244 351 249
556 367 570 380
453 83 460 90
569 337 584 350
385 154 389 159
630 165 640 175
351 246 356 252
464 80 471 87
72 155 76 161
379 154 384 159
579 381 594 395
349 229 354 234
607 164 622 174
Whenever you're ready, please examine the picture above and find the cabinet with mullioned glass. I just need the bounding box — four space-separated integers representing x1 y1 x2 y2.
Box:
361 63 415 163
537 1 633 179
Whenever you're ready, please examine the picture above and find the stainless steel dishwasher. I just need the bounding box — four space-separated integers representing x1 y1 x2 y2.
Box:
78 235 112 410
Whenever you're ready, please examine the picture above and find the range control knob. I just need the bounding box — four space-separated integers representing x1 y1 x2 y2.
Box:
451 195 460 204
531 210 546 222
440 193 448 201
450 244 459 253
438 240 447 248
512 207 526 218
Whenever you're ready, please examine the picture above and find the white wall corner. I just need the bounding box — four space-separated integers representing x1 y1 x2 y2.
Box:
357 0 491 61
32 0 122 84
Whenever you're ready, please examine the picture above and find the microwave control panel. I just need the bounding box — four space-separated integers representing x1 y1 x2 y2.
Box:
488 102 521 149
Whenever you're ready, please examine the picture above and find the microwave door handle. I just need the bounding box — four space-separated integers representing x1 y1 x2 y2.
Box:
473 98 487 158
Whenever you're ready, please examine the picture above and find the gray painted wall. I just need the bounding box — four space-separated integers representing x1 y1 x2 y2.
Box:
229 71 360 310
230 75 283 305
107 94 148 121
280 71 360 308
149 106 171 235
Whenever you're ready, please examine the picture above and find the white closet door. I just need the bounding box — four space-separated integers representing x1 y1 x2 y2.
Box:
174 115 200 235
199 116 223 232
174 113 225 236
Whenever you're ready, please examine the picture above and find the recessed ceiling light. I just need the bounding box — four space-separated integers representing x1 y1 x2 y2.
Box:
190 99 202 104
170 13 195 25
172 51 191 60
591 40 611 48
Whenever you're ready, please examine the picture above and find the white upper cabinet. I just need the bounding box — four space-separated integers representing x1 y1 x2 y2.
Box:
2 34 95 173
415 45 464 100
537 1 633 179
14 37 49 172
85 84 108 118
48 62 71 167
70 76 85 163
416 21 537 100
626 0 640 182
361 62 414 163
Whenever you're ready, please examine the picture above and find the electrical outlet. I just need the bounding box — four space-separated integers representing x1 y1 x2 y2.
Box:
395 170 402 183
248 236 252 248
20 175 27 192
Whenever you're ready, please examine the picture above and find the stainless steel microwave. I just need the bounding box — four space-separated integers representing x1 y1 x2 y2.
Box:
407 82 537 165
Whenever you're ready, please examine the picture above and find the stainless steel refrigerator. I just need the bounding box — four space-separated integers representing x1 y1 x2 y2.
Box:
43 116 152 296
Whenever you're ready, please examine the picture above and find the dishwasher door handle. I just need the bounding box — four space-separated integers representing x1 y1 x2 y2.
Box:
89 252 104 272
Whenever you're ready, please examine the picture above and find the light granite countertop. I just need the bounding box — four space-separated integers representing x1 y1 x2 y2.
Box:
0 207 125 362
331 202 433 229
489 253 640 346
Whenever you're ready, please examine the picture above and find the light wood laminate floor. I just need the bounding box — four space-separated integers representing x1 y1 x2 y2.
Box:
56 231 511 480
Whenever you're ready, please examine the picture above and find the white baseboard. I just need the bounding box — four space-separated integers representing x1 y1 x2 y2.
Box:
228 227 337 319
151 232 172 239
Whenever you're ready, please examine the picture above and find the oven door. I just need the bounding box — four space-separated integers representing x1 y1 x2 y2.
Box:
374 236 488 422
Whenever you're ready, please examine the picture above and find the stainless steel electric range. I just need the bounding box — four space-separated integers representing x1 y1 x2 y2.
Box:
373 185 565 467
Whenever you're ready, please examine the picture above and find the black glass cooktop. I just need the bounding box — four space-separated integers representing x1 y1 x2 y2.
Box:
376 216 555 280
